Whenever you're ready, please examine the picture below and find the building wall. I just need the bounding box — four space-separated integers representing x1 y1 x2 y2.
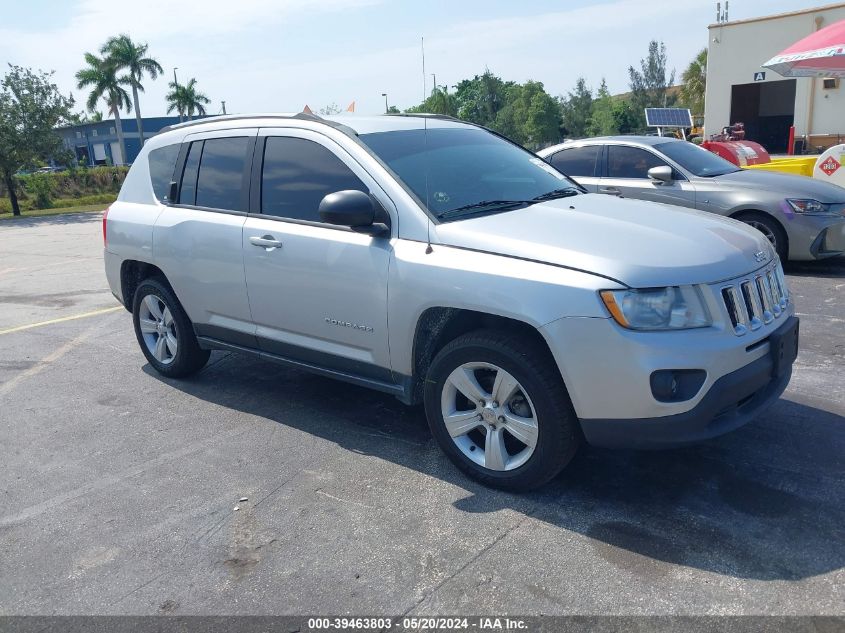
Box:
705 3 845 146
56 116 207 166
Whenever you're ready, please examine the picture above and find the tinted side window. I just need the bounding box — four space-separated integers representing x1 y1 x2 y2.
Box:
179 141 202 206
148 144 180 202
607 146 667 179
194 137 250 210
261 137 367 221
549 145 599 177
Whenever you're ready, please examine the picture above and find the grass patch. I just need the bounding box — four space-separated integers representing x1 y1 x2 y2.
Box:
0 200 114 221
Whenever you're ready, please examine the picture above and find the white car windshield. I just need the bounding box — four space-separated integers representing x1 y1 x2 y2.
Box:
359 127 584 221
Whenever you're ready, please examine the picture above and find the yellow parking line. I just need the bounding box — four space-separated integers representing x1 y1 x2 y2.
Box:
0 306 123 336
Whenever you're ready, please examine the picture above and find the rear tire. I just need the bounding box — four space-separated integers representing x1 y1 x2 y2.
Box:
737 212 788 261
132 278 210 378
424 329 580 491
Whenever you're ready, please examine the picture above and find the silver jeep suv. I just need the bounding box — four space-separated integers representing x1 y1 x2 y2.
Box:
104 113 798 490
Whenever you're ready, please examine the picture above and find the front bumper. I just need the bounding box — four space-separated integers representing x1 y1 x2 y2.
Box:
808 218 845 258
578 344 792 449
786 213 845 260
540 299 797 448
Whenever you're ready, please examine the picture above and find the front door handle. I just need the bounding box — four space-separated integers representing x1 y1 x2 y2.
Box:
249 235 282 250
598 186 621 196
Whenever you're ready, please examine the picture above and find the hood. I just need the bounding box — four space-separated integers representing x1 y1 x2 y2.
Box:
713 168 845 202
433 194 773 288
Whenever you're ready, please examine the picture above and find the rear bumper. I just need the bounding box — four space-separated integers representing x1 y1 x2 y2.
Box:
579 318 796 449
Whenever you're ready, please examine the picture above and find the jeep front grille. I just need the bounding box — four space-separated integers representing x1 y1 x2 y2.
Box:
720 263 789 336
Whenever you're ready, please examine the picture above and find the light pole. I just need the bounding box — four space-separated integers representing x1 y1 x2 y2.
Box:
381 93 388 114
173 67 179 86
431 73 437 94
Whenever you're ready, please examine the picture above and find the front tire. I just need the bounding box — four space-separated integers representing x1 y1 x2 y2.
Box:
424 329 580 491
132 278 210 378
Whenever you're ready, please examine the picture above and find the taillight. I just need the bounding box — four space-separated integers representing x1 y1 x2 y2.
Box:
103 206 110 247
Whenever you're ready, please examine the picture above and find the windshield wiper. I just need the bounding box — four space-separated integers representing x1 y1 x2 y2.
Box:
436 200 530 220
531 187 582 201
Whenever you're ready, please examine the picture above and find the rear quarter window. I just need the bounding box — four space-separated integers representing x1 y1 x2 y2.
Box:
549 145 600 177
148 144 180 202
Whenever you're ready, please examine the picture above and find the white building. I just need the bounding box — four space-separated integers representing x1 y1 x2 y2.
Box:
705 2 845 153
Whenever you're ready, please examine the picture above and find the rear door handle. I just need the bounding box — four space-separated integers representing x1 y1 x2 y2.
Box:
249 235 282 250
598 187 621 196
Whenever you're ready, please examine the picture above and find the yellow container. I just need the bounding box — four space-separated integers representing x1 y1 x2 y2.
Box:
745 156 816 177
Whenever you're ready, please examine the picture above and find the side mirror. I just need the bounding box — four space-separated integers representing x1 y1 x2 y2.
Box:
167 181 178 204
647 166 673 183
318 190 389 236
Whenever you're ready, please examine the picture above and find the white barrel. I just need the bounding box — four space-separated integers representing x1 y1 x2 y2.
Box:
813 144 845 188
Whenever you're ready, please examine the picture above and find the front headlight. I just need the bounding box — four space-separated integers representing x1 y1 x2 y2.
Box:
785 198 834 215
600 286 712 330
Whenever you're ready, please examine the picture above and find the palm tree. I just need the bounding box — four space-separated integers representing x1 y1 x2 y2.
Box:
75 53 131 165
166 78 210 122
101 34 162 147
680 48 707 116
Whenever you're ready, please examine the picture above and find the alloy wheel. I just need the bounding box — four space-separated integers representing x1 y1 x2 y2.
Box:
138 294 178 365
440 362 539 471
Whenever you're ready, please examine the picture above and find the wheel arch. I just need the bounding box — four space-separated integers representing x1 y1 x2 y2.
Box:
408 307 560 405
728 208 789 257
120 260 172 312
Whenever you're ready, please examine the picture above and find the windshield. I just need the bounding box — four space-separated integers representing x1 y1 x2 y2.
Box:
655 141 740 177
359 127 583 221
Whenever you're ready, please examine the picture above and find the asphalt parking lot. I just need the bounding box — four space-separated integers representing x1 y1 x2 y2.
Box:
1 211 843 616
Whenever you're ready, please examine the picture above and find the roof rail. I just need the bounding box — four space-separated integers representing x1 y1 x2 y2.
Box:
158 111 333 134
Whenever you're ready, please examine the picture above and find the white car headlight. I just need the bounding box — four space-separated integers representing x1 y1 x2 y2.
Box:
600 286 712 331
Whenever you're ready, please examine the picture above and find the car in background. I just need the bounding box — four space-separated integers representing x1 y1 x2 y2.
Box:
538 136 845 261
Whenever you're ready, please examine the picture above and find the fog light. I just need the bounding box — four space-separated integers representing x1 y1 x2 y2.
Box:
650 370 707 403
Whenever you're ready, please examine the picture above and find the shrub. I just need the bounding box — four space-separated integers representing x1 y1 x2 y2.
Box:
51 193 115 208
4 166 128 203
25 173 55 209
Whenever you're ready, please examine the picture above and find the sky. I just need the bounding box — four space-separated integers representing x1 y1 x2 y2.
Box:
0 0 828 118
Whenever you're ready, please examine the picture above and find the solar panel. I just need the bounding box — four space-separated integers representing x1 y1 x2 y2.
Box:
645 108 693 128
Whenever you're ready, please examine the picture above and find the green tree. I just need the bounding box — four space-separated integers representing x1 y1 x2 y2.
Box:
496 81 561 148
76 52 131 165
611 99 639 135
403 70 560 147
628 40 676 130
453 70 510 127
319 103 341 115
679 48 707 115
405 86 457 116
0 65 74 215
386 105 400 114
559 77 593 138
166 78 210 121
587 79 617 136
101 34 163 147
